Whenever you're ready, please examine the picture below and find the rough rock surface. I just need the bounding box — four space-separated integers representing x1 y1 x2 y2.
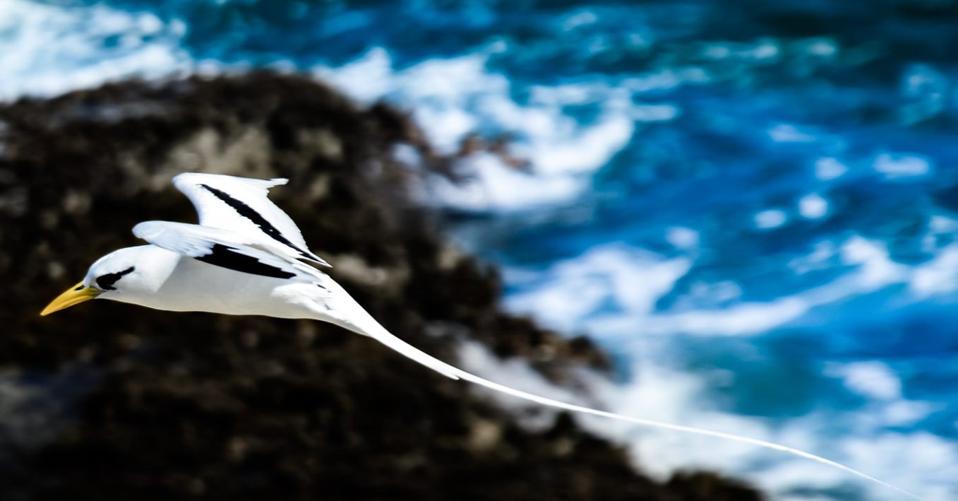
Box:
0 73 761 501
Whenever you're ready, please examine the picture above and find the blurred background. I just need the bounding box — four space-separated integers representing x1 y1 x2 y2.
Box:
3 1 958 500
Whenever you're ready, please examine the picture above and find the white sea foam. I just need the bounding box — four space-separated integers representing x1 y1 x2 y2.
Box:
754 209 788 229
506 244 691 332
789 241 837 274
922 214 958 252
496 236 958 498
798 193 829 219
422 153 581 212
665 226 699 250
768 123 818 143
874 152 932 179
508 236 914 340
929 215 958 234
826 361 902 400
316 48 395 105
623 67 712 93
836 236 906 289
316 48 642 212
0 0 191 101
814 157 848 180
910 243 958 297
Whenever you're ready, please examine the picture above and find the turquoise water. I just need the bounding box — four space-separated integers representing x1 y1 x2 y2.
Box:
3 1 958 498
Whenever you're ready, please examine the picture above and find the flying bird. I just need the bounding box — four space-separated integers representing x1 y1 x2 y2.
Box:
41 173 918 500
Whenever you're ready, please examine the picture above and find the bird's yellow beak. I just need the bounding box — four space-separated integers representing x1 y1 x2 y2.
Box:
40 282 100 316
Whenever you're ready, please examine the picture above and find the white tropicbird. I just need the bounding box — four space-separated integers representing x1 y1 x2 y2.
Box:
41 172 918 500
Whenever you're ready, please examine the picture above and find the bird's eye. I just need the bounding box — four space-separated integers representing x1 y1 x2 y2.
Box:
96 266 135 291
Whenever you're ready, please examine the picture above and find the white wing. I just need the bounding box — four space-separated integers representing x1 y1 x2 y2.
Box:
133 220 324 281
172 172 329 267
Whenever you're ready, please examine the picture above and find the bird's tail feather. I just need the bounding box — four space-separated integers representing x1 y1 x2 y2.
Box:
334 307 921 500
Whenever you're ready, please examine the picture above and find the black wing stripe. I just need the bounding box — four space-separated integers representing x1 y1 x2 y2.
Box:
195 244 296 279
200 184 316 260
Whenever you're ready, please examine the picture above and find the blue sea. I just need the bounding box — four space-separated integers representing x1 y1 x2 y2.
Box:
3 1 957 499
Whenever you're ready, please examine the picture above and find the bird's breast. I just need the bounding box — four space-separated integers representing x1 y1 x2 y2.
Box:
132 256 312 318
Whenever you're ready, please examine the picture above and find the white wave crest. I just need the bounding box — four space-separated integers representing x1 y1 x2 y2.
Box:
0 0 191 101
497 236 958 499
316 48 643 212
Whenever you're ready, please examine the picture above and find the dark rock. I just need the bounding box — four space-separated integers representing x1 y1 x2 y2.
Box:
0 72 762 501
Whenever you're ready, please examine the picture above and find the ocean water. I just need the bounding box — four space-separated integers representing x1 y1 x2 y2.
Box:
3 1 958 499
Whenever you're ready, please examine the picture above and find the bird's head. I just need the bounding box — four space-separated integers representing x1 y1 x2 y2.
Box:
40 246 146 316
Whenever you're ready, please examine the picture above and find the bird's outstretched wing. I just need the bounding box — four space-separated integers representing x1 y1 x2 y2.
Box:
171 173 329 267
133 220 324 281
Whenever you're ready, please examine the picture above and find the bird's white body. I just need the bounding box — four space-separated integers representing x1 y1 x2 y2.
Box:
42 172 920 500
99 245 313 318
94 245 398 359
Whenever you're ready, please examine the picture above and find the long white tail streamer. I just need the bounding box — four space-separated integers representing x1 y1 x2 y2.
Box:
337 303 923 501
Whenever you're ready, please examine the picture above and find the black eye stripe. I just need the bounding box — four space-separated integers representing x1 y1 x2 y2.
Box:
96 266 135 291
